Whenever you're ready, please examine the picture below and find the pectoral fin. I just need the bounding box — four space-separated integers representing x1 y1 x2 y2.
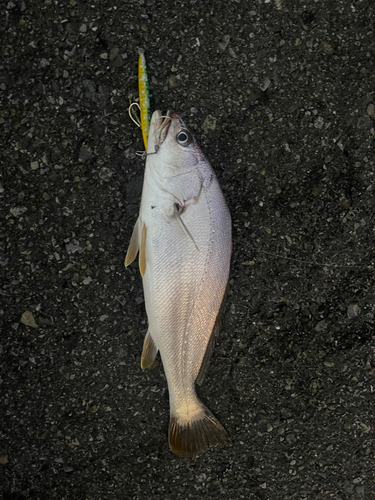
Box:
141 330 158 369
139 223 147 276
173 204 199 252
125 218 140 267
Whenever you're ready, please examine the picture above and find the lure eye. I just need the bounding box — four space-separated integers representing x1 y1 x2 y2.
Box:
176 129 192 147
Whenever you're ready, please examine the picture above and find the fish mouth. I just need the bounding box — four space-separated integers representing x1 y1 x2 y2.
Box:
154 110 178 145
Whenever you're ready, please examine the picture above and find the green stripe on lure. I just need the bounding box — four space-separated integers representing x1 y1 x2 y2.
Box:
138 49 151 150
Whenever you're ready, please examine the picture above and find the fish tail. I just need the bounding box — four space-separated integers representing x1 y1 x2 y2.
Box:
168 402 226 458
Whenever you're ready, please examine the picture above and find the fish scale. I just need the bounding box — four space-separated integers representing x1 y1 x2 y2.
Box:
125 109 231 458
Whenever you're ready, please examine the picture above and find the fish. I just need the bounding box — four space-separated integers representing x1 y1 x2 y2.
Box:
125 110 232 458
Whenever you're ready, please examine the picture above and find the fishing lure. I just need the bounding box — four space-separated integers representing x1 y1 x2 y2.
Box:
128 50 151 151
138 49 151 150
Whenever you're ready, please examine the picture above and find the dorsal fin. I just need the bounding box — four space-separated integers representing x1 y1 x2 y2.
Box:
196 285 228 386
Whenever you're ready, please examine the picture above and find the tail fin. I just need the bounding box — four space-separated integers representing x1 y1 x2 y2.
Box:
169 405 226 458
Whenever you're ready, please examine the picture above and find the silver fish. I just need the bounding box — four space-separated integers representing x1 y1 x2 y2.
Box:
125 110 232 458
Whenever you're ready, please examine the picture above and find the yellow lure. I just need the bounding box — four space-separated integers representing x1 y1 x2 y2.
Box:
138 50 151 150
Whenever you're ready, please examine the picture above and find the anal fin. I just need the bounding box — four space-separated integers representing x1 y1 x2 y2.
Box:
141 330 158 369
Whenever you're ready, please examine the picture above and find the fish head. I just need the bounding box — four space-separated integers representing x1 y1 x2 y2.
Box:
147 110 201 178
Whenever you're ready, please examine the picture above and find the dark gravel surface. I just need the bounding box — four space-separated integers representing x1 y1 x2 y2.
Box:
1 0 375 499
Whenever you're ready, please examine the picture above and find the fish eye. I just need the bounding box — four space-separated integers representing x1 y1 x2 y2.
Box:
176 129 192 147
